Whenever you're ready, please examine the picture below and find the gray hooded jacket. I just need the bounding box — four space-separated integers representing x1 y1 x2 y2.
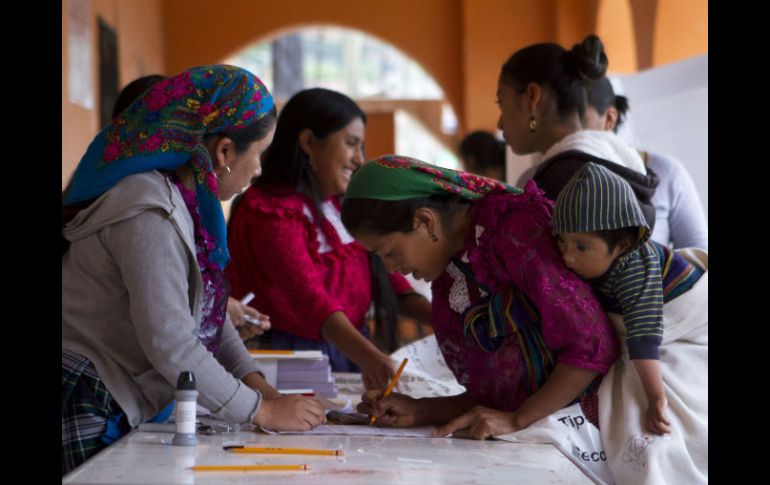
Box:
63 170 263 426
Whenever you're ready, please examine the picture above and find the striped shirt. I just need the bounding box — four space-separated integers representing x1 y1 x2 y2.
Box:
595 240 704 359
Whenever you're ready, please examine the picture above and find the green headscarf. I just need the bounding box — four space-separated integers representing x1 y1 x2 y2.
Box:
345 155 521 201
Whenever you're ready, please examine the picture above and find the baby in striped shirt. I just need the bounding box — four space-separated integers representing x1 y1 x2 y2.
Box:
552 162 704 435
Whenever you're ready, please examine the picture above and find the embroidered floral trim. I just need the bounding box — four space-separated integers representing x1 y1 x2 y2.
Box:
475 225 485 245
170 175 228 354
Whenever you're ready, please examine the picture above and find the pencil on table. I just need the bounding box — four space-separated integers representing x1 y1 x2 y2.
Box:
224 446 343 456
190 464 310 471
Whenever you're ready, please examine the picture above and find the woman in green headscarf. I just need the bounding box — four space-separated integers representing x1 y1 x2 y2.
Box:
341 155 620 439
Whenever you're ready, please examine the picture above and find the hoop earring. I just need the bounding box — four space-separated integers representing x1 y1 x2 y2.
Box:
529 115 537 134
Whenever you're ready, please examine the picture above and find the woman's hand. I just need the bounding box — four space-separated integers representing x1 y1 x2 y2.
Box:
226 297 271 340
433 405 521 439
359 352 396 390
252 395 326 431
357 389 426 427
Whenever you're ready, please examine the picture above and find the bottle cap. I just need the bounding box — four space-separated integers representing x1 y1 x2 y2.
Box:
176 371 196 390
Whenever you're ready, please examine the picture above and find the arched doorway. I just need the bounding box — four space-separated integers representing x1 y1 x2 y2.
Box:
224 26 461 170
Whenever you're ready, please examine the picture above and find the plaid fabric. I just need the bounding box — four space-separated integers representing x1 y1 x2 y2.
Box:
62 349 128 475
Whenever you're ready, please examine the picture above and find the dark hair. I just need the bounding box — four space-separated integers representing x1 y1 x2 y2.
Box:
256 88 366 193
585 77 630 133
235 88 405 352
594 227 638 253
459 131 506 175
499 34 608 119
216 105 277 153
341 194 470 353
341 194 471 237
111 75 168 118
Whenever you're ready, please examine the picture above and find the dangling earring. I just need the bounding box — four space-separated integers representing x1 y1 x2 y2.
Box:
429 229 438 242
308 156 319 174
529 115 537 134
216 165 230 180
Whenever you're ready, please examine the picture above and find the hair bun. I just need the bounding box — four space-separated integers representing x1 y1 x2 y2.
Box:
566 34 608 80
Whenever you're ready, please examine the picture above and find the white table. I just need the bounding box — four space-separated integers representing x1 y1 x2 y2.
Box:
63 371 594 484
62 428 594 484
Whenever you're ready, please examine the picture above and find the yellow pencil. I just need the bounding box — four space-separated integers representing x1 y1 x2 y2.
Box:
248 349 295 355
370 357 408 425
190 464 310 472
226 446 343 456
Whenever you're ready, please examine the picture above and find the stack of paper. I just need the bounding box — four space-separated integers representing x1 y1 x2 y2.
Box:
249 350 337 398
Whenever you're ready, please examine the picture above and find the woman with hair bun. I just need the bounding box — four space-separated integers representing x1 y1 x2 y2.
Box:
498 35 660 230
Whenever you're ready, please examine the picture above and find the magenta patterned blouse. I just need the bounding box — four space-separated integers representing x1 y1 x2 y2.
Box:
170 175 229 355
431 180 620 411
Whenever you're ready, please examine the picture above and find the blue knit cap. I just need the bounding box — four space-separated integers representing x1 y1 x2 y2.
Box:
553 162 650 245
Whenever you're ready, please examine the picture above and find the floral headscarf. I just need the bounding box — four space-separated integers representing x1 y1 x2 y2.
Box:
64 65 274 268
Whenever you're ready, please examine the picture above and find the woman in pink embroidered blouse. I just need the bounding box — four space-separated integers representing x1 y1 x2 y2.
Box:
226 89 432 390
341 156 620 439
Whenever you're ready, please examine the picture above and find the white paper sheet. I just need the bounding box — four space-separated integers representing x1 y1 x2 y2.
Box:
390 335 466 398
260 424 439 438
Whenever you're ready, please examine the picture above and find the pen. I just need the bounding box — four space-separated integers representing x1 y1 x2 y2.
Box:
243 315 267 327
239 292 264 327
224 445 343 456
370 357 408 425
190 464 310 471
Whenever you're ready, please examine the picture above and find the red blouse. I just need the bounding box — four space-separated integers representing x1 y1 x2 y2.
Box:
226 186 412 341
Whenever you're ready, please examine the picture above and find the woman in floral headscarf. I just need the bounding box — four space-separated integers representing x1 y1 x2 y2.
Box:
62 65 325 475
341 156 620 439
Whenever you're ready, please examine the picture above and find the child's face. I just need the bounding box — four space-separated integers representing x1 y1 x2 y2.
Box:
556 232 625 280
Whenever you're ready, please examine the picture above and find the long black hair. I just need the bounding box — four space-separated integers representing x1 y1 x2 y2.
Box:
341 194 471 237
500 34 609 120
236 88 403 352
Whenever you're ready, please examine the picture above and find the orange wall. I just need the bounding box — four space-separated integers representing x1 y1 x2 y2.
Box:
161 0 465 130
62 0 166 188
63 0 708 182
364 112 397 159
653 0 708 66
461 0 557 134
555 0 599 47
596 0 639 73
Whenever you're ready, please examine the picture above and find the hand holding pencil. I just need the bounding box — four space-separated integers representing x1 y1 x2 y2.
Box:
369 357 408 425
357 358 424 428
